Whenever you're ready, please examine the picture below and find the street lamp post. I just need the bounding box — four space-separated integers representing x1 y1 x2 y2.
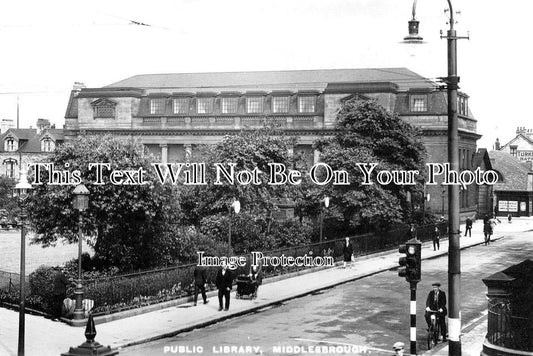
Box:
227 199 240 256
319 197 330 243
72 184 89 320
403 1 468 354
14 169 32 356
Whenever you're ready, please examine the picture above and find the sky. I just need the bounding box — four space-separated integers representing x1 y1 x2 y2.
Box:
0 0 531 149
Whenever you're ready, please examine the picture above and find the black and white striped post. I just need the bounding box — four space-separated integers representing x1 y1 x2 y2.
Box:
410 282 418 355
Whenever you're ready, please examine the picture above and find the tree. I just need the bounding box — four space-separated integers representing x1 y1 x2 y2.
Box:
179 126 311 253
26 135 181 270
314 99 427 233
0 176 19 224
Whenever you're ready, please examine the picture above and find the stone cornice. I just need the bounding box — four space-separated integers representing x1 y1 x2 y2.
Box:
70 129 336 137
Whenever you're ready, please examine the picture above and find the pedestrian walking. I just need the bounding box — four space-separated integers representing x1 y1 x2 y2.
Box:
483 215 492 246
342 237 354 268
508 213 512 223
409 224 417 239
193 264 209 306
215 261 233 311
432 224 440 251
464 216 473 237
52 268 69 321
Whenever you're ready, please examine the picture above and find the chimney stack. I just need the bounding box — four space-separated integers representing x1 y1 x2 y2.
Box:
494 138 501 150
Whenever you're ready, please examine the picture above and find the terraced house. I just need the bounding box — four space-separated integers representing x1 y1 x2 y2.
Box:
63 67 483 217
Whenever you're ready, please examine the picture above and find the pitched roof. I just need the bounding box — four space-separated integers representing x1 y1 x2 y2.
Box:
489 150 532 192
0 128 64 153
106 68 436 92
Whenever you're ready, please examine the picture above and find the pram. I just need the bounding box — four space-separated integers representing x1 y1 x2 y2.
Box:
235 275 258 299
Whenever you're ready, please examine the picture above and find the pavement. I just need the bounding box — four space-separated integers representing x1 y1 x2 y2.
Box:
1 217 532 356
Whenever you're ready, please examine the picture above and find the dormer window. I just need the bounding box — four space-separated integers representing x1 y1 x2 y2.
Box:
410 94 427 112
298 96 316 113
41 137 55 152
246 97 263 114
91 98 117 118
5 138 17 152
272 96 289 113
221 97 238 114
197 97 214 114
150 98 166 115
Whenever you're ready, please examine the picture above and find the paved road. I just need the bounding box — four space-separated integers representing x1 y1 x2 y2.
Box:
122 231 533 356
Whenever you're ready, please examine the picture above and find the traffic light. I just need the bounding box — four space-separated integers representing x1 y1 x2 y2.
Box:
398 239 421 282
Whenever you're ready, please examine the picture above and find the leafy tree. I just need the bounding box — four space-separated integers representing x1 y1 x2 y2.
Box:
26 135 181 270
314 99 427 233
180 126 312 253
0 176 18 220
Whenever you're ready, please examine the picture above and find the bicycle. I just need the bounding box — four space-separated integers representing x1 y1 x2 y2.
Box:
426 310 441 350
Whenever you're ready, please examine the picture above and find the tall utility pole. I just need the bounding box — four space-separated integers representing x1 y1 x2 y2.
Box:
403 1 468 354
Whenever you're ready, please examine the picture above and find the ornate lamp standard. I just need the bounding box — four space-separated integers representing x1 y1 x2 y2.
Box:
14 169 32 356
72 184 89 320
227 199 240 256
319 196 330 242
403 1 468 354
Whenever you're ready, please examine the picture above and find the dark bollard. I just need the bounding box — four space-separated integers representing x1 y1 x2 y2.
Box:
61 314 119 355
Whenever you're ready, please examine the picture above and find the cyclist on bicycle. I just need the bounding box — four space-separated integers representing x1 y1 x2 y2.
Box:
425 282 447 342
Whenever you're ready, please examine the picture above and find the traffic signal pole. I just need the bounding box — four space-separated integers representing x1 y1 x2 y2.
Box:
410 282 418 356
399 238 422 355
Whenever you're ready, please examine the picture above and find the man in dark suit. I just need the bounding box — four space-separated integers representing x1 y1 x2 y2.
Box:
193 264 209 306
464 216 473 237
425 282 447 341
342 237 354 268
215 262 233 311
52 268 69 321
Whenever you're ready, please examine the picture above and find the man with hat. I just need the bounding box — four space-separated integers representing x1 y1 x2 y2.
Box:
392 342 404 356
425 282 447 341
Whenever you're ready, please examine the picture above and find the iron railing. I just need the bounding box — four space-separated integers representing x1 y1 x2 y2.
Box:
80 222 444 315
486 300 533 351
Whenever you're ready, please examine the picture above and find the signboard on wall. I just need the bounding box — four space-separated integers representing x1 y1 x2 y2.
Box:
498 200 518 212
518 150 533 161
520 202 527 212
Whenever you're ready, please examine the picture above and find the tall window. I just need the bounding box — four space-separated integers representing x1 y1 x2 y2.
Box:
5 160 16 178
410 95 427 112
510 145 518 157
272 96 289 113
197 97 214 114
247 97 263 113
173 98 189 114
298 96 316 113
41 138 54 152
150 98 166 115
5 138 16 152
221 97 238 114
458 96 468 116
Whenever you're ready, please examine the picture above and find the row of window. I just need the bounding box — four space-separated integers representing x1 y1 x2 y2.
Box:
150 95 317 115
4 138 55 152
409 94 469 115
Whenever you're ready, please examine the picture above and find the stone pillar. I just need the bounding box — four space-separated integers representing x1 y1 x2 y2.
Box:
160 144 168 163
